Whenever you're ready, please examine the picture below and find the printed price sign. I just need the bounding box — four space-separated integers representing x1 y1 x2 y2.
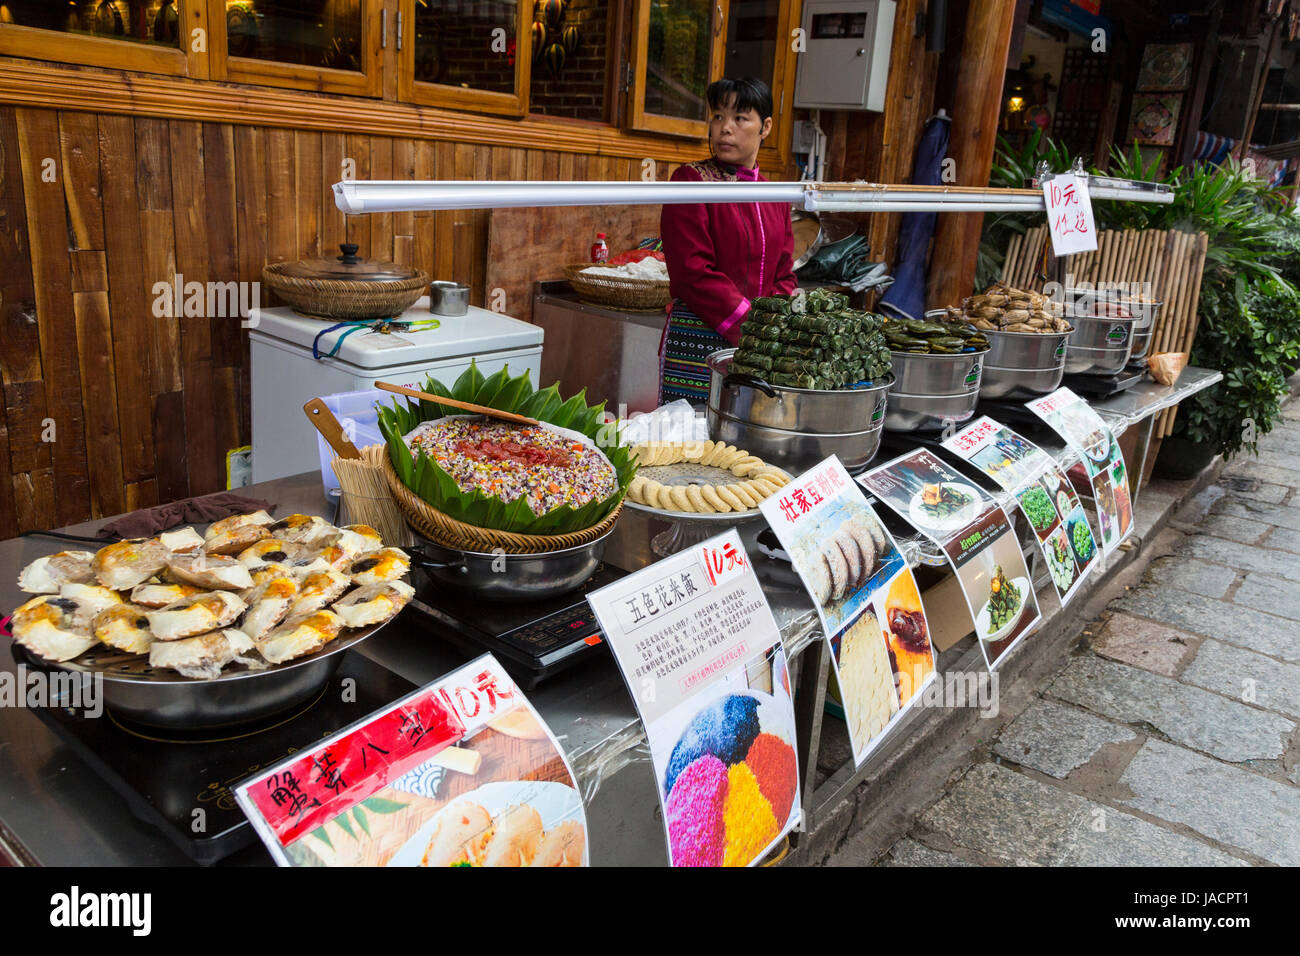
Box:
236 655 588 867
943 416 1100 606
1026 387 1134 555
586 529 800 867
1042 172 1098 256
760 456 935 767
860 449 1041 671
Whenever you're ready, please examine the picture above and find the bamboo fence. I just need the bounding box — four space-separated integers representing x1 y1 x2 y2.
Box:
1000 226 1211 437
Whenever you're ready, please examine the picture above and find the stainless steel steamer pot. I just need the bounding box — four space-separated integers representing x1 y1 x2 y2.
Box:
705 349 891 475
978 328 1071 399
1063 315 1136 375
884 347 987 432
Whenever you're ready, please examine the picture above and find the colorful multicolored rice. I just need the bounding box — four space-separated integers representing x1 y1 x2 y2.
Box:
406 419 618 517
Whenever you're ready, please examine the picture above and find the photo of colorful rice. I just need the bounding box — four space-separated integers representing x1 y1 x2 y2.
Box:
657 666 799 867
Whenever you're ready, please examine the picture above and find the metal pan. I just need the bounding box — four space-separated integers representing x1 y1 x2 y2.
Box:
409 524 614 603
18 613 399 731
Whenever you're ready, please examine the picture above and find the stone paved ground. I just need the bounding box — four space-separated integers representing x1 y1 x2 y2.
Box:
836 400 1300 867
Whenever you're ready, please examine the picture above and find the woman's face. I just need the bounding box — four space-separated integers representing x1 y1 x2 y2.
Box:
708 94 772 169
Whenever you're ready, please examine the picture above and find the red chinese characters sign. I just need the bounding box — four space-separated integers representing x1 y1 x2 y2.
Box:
242 663 519 846
771 459 847 526
1042 172 1097 256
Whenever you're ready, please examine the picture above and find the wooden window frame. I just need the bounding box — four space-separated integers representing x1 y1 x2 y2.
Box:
206 0 384 98
0 0 207 78
397 0 532 118
628 0 729 139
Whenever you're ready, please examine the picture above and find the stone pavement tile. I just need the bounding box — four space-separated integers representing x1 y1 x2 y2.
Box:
1181 639 1300 719
1182 534 1300 582
1232 571 1300 622
993 698 1136 778
1220 459 1300 487
877 838 974 867
1264 527 1300 554
1115 588 1298 662
1219 480 1290 506
1144 557 1238 599
1196 514 1274 545
1119 739 1300 866
1092 612 1196 676
1048 656 1294 762
920 763 1245 866
1216 498 1300 532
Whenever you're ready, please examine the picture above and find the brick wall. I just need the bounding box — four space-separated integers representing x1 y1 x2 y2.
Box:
529 0 609 122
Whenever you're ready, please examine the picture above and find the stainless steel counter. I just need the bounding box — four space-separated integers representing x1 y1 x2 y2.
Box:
0 366 1223 866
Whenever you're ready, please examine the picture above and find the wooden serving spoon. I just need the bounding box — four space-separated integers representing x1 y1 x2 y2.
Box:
303 398 363 459
375 380 540 427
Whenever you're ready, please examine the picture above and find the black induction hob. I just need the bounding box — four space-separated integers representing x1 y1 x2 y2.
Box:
15 647 414 865
406 563 626 689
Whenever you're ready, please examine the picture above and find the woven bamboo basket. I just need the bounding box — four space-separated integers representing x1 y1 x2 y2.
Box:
262 266 430 321
381 450 624 554
564 262 671 312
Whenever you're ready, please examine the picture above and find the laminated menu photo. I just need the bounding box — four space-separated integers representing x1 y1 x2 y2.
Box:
235 654 587 867
585 529 800 867
758 455 935 767
1026 387 1134 555
942 416 1100 606
860 449 1041 670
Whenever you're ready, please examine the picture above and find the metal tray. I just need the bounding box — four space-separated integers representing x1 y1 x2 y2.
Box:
24 600 405 730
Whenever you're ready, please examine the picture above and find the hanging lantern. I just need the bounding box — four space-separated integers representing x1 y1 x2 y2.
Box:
562 24 580 55
542 0 566 28
544 41 566 78
531 19 547 60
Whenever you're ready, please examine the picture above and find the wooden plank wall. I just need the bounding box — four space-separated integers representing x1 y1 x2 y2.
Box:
0 106 695 536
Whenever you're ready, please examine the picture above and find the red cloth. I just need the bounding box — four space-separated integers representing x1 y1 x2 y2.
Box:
659 159 798 345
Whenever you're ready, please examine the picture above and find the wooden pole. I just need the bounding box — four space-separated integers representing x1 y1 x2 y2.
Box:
1237 16 1283 164
925 0 1019 308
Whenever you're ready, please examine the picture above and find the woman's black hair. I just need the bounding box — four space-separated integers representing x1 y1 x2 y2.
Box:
706 77 775 122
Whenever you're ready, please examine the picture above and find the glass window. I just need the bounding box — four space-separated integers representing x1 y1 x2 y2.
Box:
528 0 608 122
414 0 518 93
645 0 712 122
724 0 779 86
223 0 363 71
0 0 183 48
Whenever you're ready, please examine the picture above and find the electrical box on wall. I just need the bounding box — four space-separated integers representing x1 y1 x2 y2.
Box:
793 0 897 112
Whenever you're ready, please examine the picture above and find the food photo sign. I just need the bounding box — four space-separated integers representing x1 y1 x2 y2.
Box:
1026 387 1134 555
585 529 800 867
942 416 1099 606
235 654 588 867
758 456 935 767
859 449 1041 670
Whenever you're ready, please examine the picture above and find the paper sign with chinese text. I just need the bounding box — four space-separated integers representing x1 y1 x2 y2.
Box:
235 654 588 867
942 416 1100 605
1042 172 1098 256
759 455 935 767
859 449 1041 671
586 529 800 867
1026 387 1133 556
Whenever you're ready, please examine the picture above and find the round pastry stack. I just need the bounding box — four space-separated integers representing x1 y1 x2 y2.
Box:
627 441 791 514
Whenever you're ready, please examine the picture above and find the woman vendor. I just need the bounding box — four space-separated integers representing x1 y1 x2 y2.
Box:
659 77 798 404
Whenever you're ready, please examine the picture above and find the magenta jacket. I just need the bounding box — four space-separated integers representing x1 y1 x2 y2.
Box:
659 157 798 343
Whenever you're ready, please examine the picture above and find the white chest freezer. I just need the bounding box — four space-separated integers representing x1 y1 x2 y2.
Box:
249 298 544 483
